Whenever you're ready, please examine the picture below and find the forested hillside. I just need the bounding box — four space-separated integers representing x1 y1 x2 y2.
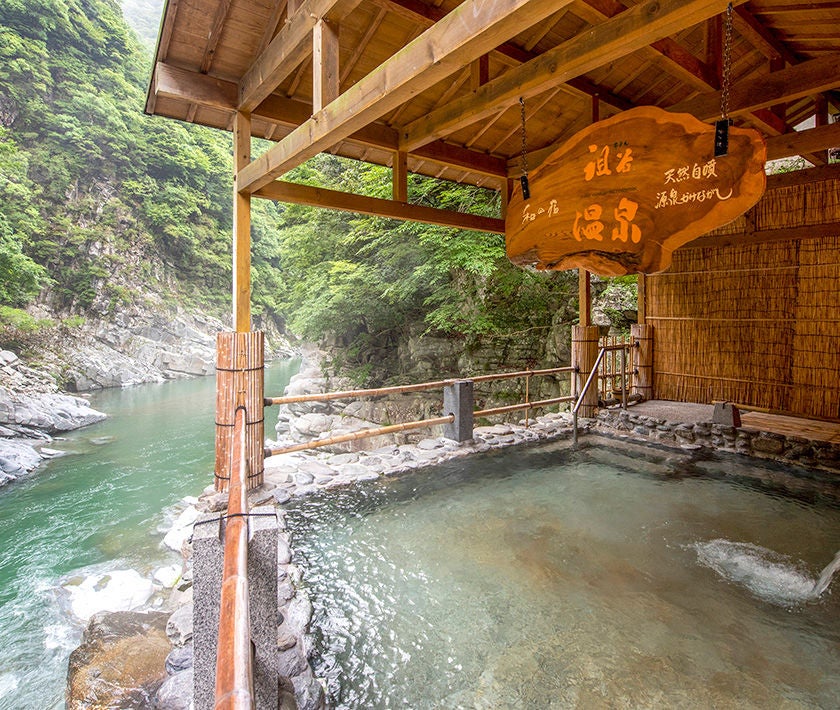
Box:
0 0 614 386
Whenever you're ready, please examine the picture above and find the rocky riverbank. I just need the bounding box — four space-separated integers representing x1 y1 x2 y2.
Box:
0 308 296 486
0 349 106 485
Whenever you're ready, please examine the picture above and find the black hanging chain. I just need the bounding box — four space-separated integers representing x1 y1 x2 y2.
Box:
714 2 734 157
519 97 530 199
720 2 733 121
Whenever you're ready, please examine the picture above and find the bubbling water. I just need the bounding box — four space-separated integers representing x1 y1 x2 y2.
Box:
693 539 839 605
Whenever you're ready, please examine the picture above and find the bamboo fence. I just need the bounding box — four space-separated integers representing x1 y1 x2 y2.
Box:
647 176 840 420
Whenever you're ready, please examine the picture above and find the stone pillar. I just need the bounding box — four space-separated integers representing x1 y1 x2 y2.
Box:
248 505 280 710
192 514 223 710
215 331 265 492
443 380 474 442
631 323 654 401
192 508 280 710
571 325 600 418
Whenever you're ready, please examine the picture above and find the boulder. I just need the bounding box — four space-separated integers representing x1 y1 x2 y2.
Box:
66 611 170 709
155 667 193 710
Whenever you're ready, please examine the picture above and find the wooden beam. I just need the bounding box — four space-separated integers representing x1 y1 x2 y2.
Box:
766 162 840 190
312 18 339 113
400 0 743 152
766 121 840 161
371 0 634 111
233 112 251 332
238 0 574 193
685 221 840 250
255 180 505 233
340 7 386 84
393 150 407 202
151 63 507 177
732 6 799 65
238 0 356 112
669 53 840 120
256 0 288 57
200 0 233 73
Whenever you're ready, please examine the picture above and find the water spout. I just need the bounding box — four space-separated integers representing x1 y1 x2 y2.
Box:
812 550 840 597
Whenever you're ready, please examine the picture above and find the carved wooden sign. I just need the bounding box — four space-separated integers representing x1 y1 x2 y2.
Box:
505 106 767 275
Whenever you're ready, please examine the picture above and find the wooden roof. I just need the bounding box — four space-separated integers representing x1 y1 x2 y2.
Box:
146 0 840 200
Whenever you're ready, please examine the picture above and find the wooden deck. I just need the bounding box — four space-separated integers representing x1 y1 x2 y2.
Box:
740 412 840 445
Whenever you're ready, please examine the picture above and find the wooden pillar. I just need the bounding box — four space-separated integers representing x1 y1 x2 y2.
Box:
232 111 251 333
470 54 489 92
571 325 600 417
500 177 513 219
393 150 408 202
815 94 829 164
578 269 591 326
637 273 646 324
215 331 265 492
631 323 653 402
313 18 339 113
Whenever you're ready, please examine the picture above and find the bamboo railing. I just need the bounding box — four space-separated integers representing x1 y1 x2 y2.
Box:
264 366 576 457
214 405 255 710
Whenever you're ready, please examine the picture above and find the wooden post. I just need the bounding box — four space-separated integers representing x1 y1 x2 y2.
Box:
215 331 265 492
470 54 489 92
631 323 653 401
393 150 408 202
637 273 646 324
578 269 591 326
312 18 339 113
500 177 513 220
232 111 251 333
815 93 829 164
571 325 599 417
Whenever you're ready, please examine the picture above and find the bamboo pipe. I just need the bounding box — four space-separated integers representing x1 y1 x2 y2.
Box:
474 396 575 418
265 415 455 457
265 367 575 405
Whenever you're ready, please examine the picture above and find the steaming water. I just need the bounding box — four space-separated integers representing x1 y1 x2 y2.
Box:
287 440 840 709
0 360 299 710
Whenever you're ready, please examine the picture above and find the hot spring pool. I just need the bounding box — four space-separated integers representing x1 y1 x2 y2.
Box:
285 437 840 708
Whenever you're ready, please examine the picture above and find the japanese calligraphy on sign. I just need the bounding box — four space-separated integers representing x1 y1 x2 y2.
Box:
505 106 767 275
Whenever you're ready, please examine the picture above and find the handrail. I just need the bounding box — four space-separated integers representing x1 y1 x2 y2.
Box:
572 345 630 444
265 415 454 457
474 395 575 418
264 367 575 405
215 406 255 710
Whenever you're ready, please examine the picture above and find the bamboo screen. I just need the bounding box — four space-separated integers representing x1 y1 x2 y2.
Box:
646 177 840 420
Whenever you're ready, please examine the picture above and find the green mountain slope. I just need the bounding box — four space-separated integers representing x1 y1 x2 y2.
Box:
0 0 588 386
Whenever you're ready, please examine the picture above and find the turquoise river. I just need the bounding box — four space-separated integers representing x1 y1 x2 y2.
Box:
0 360 299 710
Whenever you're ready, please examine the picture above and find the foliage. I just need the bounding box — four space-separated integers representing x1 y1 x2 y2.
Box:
273 155 576 367
2 0 577 379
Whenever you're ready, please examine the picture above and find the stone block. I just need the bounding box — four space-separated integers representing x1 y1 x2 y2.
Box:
712 402 741 427
443 380 474 442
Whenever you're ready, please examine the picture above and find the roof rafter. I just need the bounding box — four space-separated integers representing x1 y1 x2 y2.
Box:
372 0 634 111
153 62 507 177
238 0 359 112
237 0 575 193
400 0 747 152
515 53 840 173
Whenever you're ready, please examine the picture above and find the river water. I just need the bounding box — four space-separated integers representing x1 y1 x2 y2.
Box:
0 360 298 710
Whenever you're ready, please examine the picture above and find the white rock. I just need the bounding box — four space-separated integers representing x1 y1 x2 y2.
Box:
163 506 199 552
63 569 155 621
153 564 182 588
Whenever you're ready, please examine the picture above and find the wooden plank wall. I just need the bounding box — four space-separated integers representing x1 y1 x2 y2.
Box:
646 177 840 420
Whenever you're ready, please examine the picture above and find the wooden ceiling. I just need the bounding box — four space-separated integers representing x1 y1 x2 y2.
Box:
146 0 840 200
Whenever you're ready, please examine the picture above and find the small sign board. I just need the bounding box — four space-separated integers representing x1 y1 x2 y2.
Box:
505 106 767 275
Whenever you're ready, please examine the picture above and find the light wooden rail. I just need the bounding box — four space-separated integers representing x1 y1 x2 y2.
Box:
214 406 255 710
